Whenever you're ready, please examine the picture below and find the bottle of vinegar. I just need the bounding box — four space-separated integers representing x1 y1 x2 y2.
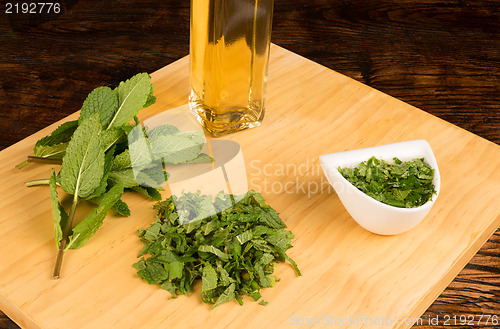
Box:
189 0 274 136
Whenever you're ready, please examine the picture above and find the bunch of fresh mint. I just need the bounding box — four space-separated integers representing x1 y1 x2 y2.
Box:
18 73 208 278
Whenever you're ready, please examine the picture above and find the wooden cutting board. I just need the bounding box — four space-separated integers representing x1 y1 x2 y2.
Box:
1 45 499 329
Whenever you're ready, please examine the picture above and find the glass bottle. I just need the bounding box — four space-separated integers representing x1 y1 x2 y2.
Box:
189 0 274 136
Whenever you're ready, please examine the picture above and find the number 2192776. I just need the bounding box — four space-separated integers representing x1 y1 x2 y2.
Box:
5 2 61 14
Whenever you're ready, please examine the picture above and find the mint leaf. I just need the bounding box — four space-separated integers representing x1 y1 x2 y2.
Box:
109 127 167 188
166 261 184 281
85 145 115 200
131 185 162 200
198 245 231 262
49 169 68 249
217 264 235 286
36 120 78 147
100 127 126 152
264 230 294 251
68 184 124 249
202 264 218 292
123 124 209 189
188 153 213 164
17 120 78 168
128 125 155 168
201 220 218 236
151 134 204 164
108 168 141 188
112 149 133 170
88 196 131 217
148 129 205 165
148 124 180 139
212 283 235 308
143 83 156 108
174 192 216 224
79 86 118 128
59 113 105 199
111 199 131 216
34 142 68 160
108 167 166 189
137 262 169 285
282 253 302 277
258 208 286 229
235 230 253 245
108 73 153 128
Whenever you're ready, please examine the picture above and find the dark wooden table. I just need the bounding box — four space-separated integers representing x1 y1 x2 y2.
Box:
1 1 498 328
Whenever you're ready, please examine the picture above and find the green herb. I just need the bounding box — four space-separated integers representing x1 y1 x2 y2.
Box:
108 73 156 128
49 168 68 249
16 120 78 169
68 183 124 250
18 73 210 279
338 156 437 208
78 86 118 128
134 190 301 308
59 112 105 198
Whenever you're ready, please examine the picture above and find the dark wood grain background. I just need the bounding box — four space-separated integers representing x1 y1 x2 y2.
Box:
0 0 498 328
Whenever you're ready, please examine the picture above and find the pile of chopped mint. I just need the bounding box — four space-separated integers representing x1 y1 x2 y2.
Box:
338 156 437 208
18 73 208 278
134 190 301 308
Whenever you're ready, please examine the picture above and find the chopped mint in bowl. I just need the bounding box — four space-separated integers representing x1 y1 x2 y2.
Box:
319 140 440 235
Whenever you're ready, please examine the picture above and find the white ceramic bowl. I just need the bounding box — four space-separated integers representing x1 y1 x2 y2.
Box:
319 140 440 235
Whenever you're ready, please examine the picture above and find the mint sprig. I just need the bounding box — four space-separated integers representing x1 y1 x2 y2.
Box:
59 113 105 199
18 72 209 279
52 113 107 278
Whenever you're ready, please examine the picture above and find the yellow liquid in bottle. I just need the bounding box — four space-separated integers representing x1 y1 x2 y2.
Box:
189 0 274 136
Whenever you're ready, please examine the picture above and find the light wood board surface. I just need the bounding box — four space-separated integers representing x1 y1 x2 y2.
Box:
0 45 499 329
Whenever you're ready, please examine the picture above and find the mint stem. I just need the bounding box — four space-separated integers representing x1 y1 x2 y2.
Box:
17 156 63 169
28 156 63 165
53 197 79 279
25 179 62 187
25 179 50 187
16 160 30 169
